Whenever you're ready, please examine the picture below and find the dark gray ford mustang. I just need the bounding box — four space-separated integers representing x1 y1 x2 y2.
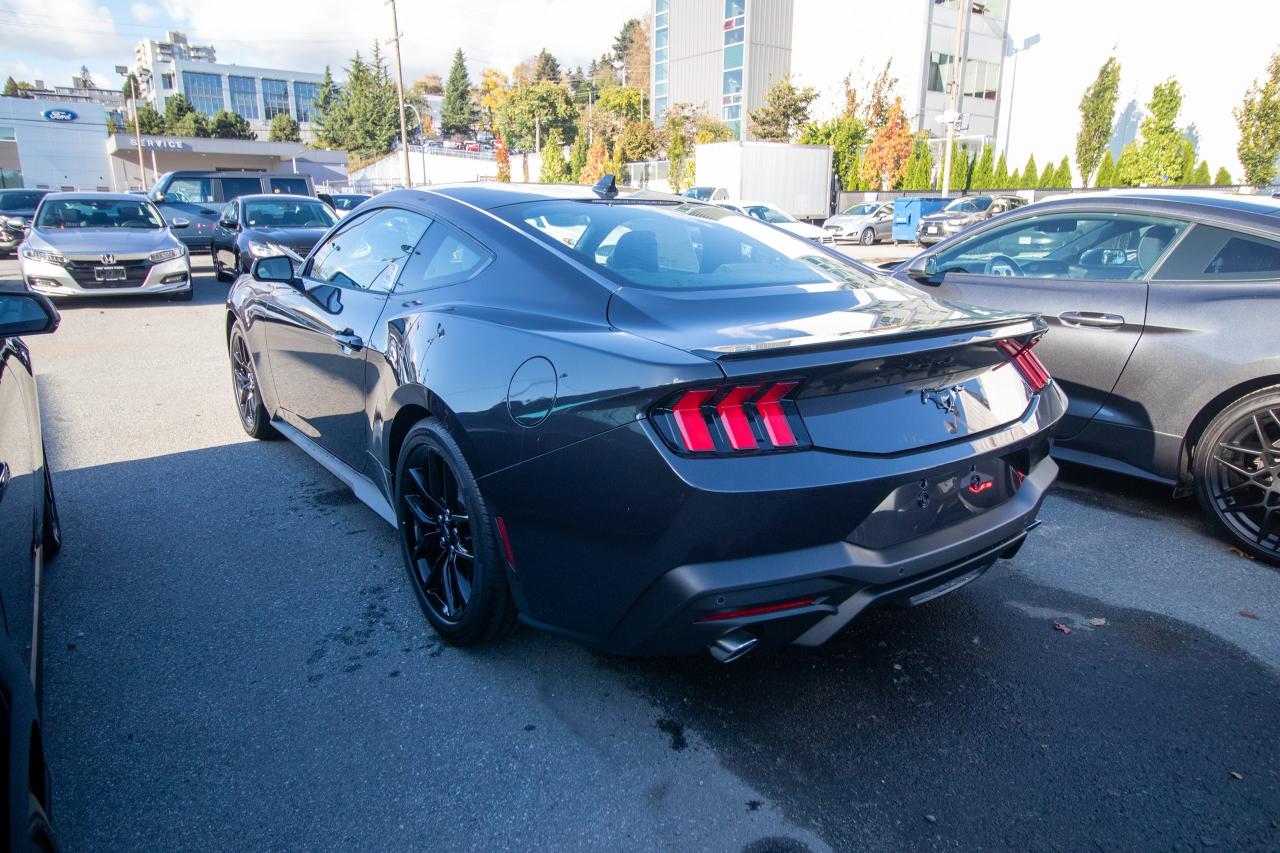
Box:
225 181 1066 661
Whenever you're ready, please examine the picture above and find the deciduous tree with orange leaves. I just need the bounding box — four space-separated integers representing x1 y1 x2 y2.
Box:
860 97 914 190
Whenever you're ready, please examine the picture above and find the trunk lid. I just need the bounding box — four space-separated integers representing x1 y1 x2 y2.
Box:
610 281 1047 455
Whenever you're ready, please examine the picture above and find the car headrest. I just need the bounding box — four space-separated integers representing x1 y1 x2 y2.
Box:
608 230 659 273
1138 224 1176 269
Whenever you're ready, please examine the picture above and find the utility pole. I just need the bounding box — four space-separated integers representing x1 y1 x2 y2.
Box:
116 65 147 190
386 0 411 188
940 1 970 196
406 102 427 184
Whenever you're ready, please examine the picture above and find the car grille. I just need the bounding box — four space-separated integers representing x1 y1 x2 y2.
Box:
64 258 150 288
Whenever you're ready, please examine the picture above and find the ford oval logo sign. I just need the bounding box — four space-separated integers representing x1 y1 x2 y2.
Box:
42 108 78 122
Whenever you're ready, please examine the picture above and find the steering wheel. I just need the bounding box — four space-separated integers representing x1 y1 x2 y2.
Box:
984 254 1023 277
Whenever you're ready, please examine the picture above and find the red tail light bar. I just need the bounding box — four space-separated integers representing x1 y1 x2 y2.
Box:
996 339 1051 392
656 380 809 455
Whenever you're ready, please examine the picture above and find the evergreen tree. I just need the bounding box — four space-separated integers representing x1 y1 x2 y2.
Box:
1137 78 1185 185
1094 150 1117 187
749 75 819 142
993 153 1009 189
605 140 626 185
1191 159 1212 185
533 49 562 83
1116 141 1143 186
1075 57 1121 187
1020 154 1038 189
665 112 690 192
164 93 196 133
171 111 210 138
135 103 165 135
1233 51 1280 187
311 66 343 148
268 113 301 142
969 144 995 190
1038 160 1056 188
568 130 588 181
900 138 934 190
1009 168 1021 187
1214 166 1233 185
331 47 403 157
538 129 569 182
2 77 19 97
442 48 477 138
1054 156 1072 188
210 109 255 140
1176 139 1196 184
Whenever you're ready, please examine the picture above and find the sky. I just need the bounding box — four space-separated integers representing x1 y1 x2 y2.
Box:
2 0 1275 177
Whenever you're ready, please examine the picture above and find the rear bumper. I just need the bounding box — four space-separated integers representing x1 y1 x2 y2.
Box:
486 382 1067 657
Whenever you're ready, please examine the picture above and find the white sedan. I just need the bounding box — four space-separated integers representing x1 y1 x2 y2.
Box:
714 200 835 244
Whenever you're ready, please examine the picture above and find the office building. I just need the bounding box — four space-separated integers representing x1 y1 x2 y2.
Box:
132 31 326 141
913 0 1011 151
651 0 795 140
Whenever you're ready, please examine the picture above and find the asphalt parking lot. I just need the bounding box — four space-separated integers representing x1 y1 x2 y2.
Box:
5 254 1278 852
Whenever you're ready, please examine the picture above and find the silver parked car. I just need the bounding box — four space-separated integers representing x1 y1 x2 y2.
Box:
822 200 895 245
19 193 193 301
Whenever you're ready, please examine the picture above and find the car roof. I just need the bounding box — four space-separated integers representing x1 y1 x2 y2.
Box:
1020 189 1280 227
236 193 320 202
397 181 688 210
41 191 156 203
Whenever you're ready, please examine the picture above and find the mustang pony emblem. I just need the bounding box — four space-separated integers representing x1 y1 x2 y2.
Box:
920 384 966 415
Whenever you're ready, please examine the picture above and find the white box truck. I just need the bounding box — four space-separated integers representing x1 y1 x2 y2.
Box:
693 141 833 221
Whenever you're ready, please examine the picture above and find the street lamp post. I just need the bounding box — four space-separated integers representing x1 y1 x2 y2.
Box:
116 65 147 190
940 2 971 196
386 0 412 188
1001 33 1041 162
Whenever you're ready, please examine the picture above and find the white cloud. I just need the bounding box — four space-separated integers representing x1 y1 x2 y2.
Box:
1 0 126 59
131 2 161 22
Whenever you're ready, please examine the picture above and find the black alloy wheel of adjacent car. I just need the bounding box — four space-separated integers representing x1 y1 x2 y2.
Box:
394 421 518 646
860 227 876 246
1194 386 1280 564
228 325 277 440
213 254 235 283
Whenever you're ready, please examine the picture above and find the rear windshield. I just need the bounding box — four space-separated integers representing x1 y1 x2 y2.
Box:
243 199 337 228
36 198 164 229
498 200 880 290
0 191 47 211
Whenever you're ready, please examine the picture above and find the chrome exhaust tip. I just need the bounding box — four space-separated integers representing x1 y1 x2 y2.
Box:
708 629 759 664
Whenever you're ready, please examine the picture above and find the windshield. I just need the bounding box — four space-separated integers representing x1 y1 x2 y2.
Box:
36 198 165 229
943 197 992 214
0 191 47 212
683 187 714 200
742 204 795 224
243 199 338 228
500 200 880 291
332 195 369 211
840 203 880 217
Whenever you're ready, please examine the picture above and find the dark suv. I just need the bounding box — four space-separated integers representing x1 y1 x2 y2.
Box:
149 171 315 252
0 189 51 258
918 194 1026 246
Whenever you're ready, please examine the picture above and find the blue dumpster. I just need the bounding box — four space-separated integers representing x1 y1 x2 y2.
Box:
893 197 950 243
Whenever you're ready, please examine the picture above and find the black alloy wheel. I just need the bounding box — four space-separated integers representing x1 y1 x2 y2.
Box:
228 325 277 440
213 255 234 282
395 421 517 645
1195 387 1280 564
860 227 875 246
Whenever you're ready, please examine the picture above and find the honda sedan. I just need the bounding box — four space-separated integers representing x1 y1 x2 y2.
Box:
225 180 1065 661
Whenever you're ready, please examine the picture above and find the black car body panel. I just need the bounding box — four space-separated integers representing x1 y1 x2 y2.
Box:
0 190 51 255
211 194 339 275
149 171 316 251
895 190 1280 488
0 284 59 845
227 184 1065 655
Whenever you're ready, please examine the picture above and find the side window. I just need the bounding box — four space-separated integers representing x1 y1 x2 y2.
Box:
270 178 309 195
397 223 493 291
308 208 433 293
935 212 1188 281
1154 224 1280 281
222 202 238 225
165 178 213 203
219 177 263 200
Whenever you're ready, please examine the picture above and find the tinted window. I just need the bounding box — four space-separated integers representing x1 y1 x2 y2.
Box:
220 177 263 200
165 178 213 204
243 199 336 227
308 208 432 292
397 225 492 291
222 202 237 225
743 205 794 223
269 178 309 195
0 191 47 211
333 195 369 211
935 212 1189 281
501 200 880 290
36 198 164 229
1154 224 1280 281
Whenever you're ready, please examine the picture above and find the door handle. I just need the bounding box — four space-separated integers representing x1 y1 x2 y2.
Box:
333 331 364 354
1058 311 1125 329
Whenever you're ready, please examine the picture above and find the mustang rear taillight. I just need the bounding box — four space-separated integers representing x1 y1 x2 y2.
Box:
997 339 1051 392
657 380 809 455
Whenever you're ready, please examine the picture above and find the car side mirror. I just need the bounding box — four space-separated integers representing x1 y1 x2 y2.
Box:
171 217 191 229
151 190 168 203
251 256 295 284
0 287 60 337
905 254 939 284
217 219 235 230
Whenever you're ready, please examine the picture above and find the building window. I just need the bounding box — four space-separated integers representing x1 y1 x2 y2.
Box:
262 79 290 120
160 73 174 90
964 60 1000 100
229 76 259 119
927 52 953 94
0 126 15 141
652 0 670 122
294 82 319 123
181 71 224 116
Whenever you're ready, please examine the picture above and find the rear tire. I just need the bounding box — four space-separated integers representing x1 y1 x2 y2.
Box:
228 323 277 440
860 227 876 246
213 258 233 282
395 420 518 646
1192 385 1280 565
